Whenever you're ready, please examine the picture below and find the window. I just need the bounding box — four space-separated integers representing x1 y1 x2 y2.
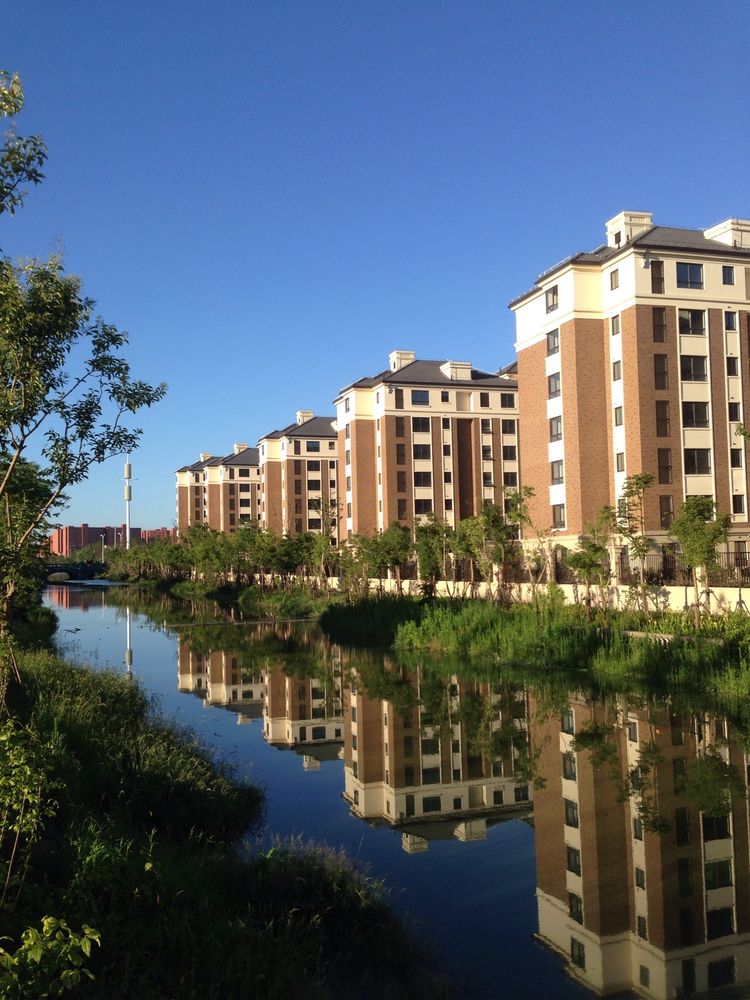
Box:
500 392 515 408
729 402 741 422
501 419 516 434
656 448 672 483
546 328 559 355
633 816 643 840
551 460 564 484
397 499 407 519
514 785 529 802
566 846 581 875
733 494 745 515
552 504 566 529
659 495 674 528
681 355 707 381
482 444 492 460
344 397 350 413
441 390 449 402
396 471 406 493
570 938 585 970
725 310 737 330
611 314 620 336
422 767 441 785
345 424 350 439
328 441 335 450
422 795 442 813
413 444 431 460
294 479 302 495
727 356 739 376
414 471 432 487
614 405 623 427
656 401 670 437
481 418 491 433
411 389 429 406
678 309 705 335
444 498 453 511
707 907 734 940
415 499 433 515
675 806 691 845
647 259 664 294
443 471 452 484
705 859 733 890
412 416 430 433
480 392 490 408
723 265 735 285
610 268 619 290
562 752 577 780
652 306 667 342
442 417 450 429
654 354 668 389
681 401 711 431
708 958 735 990
550 415 562 441
612 360 622 381
731 448 743 468
482 471 493 487
639 967 650 989
443 443 451 456
395 416 405 437
615 452 625 473
568 893 583 924
684 449 711 475
678 857 692 897
307 517 321 529
546 285 558 312
626 719 638 742
548 373 561 398
564 798 579 828
503 472 518 487
394 388 404 409
561 709 575 735
677 261 703 289
637 915 647 940
503 445 517 461
346 502 352 517
306 440 320 452
307 479 321 491
396 443 406 466
635 867 646 889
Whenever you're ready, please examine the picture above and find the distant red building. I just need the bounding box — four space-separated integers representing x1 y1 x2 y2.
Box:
49 523 151 557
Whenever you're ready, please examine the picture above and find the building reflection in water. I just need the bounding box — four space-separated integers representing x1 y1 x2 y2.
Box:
532 694 750 998
342 655 533 852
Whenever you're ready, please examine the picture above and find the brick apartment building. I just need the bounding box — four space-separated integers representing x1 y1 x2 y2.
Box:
175 444 261 534
334 350 519 539
511 211 750 555
533 695 750 996
257 411 339 541
49 523 143 557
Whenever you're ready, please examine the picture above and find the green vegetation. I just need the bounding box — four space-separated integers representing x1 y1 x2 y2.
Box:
1 648 441 998
319 594 425 645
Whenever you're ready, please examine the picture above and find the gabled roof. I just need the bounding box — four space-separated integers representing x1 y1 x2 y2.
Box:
259 415 337 442
337 358 517 398
222 446 259 466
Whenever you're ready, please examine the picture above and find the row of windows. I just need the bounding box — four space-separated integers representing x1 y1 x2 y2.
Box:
392 388 517 409
651 352 740 388
656 399 743 435
651 260 736 293
400 416 518 435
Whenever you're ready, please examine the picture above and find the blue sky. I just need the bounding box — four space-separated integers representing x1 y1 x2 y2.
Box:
4 0 750 527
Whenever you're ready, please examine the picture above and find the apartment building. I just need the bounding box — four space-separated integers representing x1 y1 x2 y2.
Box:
257 411 339 540
511 211 750 553
334 350 519 539
343 659 531 850
177 640 264 723
175 443 260 534
532 695 750 997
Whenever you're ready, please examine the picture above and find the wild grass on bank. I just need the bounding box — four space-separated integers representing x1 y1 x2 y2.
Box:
2 651 442 999
319 594 425 645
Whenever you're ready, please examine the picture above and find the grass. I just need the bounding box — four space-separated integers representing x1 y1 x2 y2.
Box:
2 649 445 999
319 594 425 645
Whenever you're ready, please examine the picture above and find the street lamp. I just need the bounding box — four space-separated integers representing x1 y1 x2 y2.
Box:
100 533 105 562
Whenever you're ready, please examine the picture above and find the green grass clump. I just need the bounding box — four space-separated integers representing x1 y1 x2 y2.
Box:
319 595 425 645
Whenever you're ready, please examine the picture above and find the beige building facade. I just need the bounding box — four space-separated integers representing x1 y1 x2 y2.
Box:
511 211 750 555
257 411 339 540
334 350 519 539
175 443 260 535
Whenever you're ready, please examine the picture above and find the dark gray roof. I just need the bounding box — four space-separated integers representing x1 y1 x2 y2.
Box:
509 220 750 308
260 415 337 442
337 358 517 397
222 446 259 466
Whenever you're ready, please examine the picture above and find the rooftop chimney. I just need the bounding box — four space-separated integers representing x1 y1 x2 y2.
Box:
199 452 212 462
605 210 653 248
296 409 314 424
704 219 750 249
389 349 416 372
439 360 472 381
233 442 248 454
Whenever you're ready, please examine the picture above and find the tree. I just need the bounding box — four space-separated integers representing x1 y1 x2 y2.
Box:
0 258 166 683
0 71 46 217
379 521 412 592
616 473 654 614
671 496 730 626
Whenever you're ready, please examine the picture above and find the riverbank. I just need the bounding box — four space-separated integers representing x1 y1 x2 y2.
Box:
1 647 447 999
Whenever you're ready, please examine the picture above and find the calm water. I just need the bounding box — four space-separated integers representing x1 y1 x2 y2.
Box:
46 585 749 999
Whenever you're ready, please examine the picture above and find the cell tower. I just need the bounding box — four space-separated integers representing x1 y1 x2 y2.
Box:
124 455 132 549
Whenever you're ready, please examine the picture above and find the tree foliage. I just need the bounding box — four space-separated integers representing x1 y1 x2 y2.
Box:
0 71 46 217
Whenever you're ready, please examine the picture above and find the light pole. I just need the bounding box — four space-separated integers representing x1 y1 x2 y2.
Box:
100 533 105 562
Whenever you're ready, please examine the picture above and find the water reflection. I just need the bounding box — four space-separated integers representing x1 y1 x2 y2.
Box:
45 586 750 997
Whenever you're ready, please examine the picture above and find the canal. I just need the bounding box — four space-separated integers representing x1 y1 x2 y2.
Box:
46 584 747 999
